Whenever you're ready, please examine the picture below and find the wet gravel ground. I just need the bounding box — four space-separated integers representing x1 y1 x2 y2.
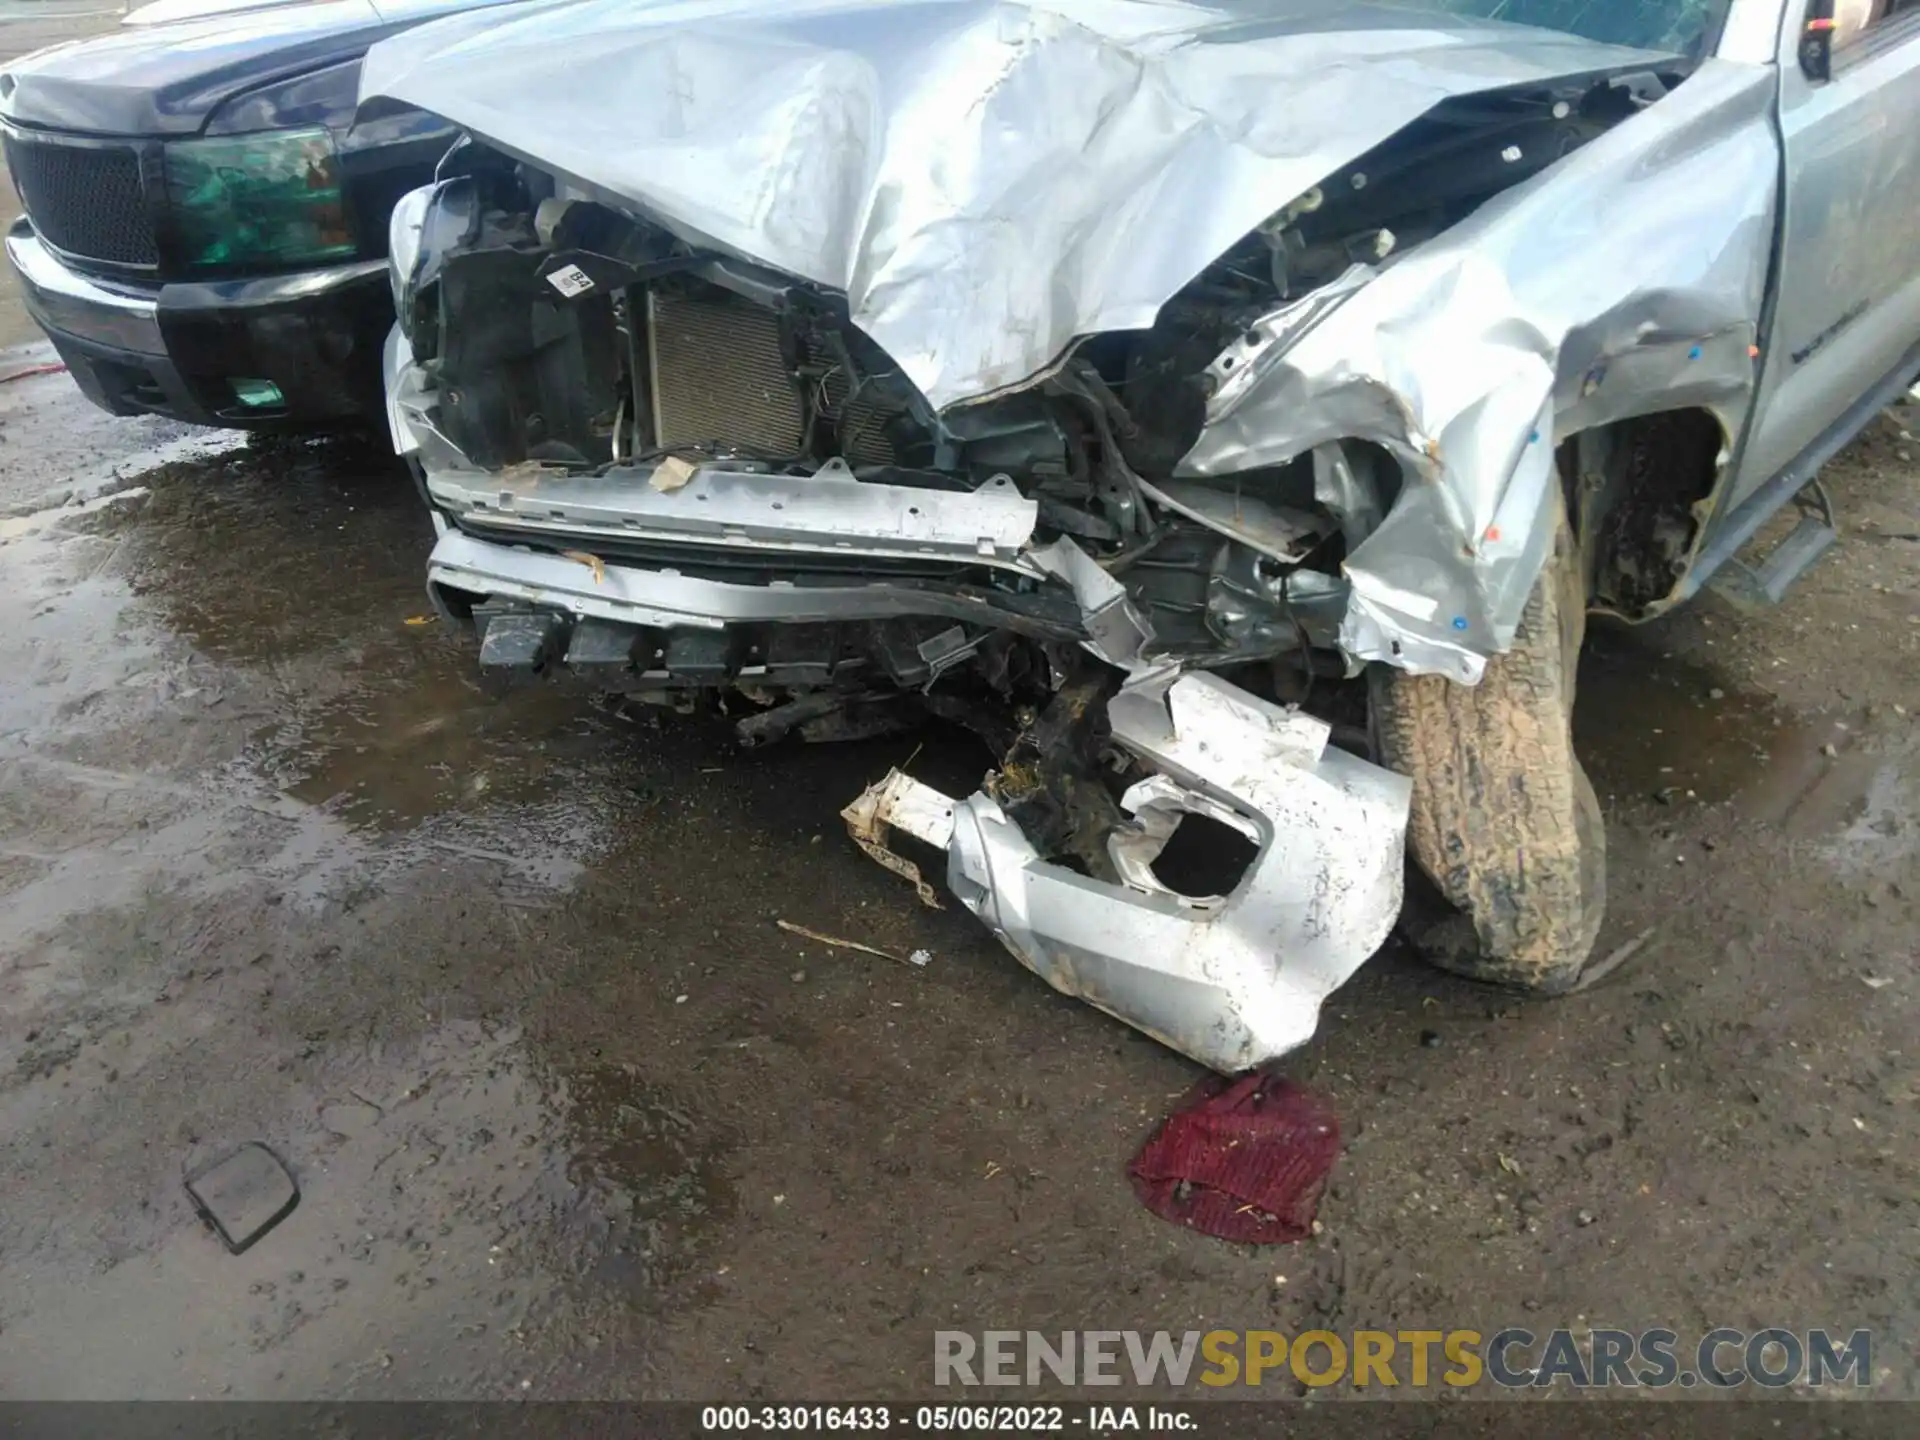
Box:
0 354 1916 1403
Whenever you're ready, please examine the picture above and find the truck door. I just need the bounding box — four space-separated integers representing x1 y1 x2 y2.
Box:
1732 0 1920 506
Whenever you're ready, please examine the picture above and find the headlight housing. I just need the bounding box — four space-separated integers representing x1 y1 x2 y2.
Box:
386 177 477 349
386 182 433 315
163 126 355 270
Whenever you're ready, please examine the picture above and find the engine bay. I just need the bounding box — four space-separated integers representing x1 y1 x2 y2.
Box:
400 68 1663 685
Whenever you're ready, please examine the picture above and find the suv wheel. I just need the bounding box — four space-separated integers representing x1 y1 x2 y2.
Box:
1369 495 1606 993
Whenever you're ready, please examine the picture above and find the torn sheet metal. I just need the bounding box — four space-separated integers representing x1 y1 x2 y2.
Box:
359 0 1668 414
430 456 1041 568
424 526 1094 641
844 671 1411 1073
1178 60 1779 680
1026 536 1153 670
842 769 954 909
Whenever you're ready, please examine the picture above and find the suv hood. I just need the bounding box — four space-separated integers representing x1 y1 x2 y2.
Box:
360 0 1668 412
0 0 481 136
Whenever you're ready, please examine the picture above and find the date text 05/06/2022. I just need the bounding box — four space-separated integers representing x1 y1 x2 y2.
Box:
699 1405 1194 1432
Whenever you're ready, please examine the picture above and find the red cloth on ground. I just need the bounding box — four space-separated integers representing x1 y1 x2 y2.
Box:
1128 1073 1340 1243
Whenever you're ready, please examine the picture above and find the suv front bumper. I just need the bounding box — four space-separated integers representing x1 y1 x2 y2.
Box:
7 220 393 430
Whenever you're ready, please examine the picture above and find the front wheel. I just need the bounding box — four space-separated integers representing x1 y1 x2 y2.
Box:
1368 497 1606 993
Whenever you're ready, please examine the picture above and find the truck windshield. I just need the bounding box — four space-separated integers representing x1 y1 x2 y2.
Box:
1409 1 1731 57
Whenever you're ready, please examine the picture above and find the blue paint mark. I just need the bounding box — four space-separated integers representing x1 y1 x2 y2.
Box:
1452 616 1469 632
1688 346 1703 360
1528 429 1540 444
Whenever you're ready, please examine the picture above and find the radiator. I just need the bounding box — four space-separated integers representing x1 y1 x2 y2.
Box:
645 287 900 465
647 287 802 457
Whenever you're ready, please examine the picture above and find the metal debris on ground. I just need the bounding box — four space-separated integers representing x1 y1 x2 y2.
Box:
183 1142 300 1255
1128 1074 1339 1244
775 919 927 968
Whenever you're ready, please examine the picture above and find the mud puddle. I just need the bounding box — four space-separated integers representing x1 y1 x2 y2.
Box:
1576 624 1842 806
0 409 730 1396
1 1019 727 1397
1573 621 1915 857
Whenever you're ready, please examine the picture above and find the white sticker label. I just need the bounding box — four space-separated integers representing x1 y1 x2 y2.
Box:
546 264 594 298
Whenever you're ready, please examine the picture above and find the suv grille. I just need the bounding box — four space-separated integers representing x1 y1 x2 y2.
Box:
4 133 158 267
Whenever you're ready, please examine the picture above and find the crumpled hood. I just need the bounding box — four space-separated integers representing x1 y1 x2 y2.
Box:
360 0 1665 411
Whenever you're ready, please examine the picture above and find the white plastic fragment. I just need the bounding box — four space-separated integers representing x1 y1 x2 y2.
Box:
649 455 696 493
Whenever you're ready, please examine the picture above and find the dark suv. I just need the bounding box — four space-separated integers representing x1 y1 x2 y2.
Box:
1 0 492 430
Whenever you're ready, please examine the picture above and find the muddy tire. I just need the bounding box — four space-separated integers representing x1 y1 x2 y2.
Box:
1369 498 1606 993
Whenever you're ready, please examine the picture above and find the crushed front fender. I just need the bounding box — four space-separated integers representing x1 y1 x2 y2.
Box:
843 671 1411 1073
1178 60 1779 682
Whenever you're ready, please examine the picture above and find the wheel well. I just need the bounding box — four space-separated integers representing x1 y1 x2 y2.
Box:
1561 408 1727 619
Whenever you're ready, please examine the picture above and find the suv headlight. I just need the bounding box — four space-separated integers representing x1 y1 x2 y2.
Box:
163 126 355 270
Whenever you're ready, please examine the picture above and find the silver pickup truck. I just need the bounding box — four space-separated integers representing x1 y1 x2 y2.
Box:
370 0 1920 1072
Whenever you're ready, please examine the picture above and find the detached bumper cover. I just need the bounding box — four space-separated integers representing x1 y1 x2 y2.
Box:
844 672 1411 1073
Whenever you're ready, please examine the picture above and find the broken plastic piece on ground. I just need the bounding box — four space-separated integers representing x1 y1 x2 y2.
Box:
840 769 955 909
841 670 1411 1072
1129 1073 1339 1244
183 1142 300 1254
